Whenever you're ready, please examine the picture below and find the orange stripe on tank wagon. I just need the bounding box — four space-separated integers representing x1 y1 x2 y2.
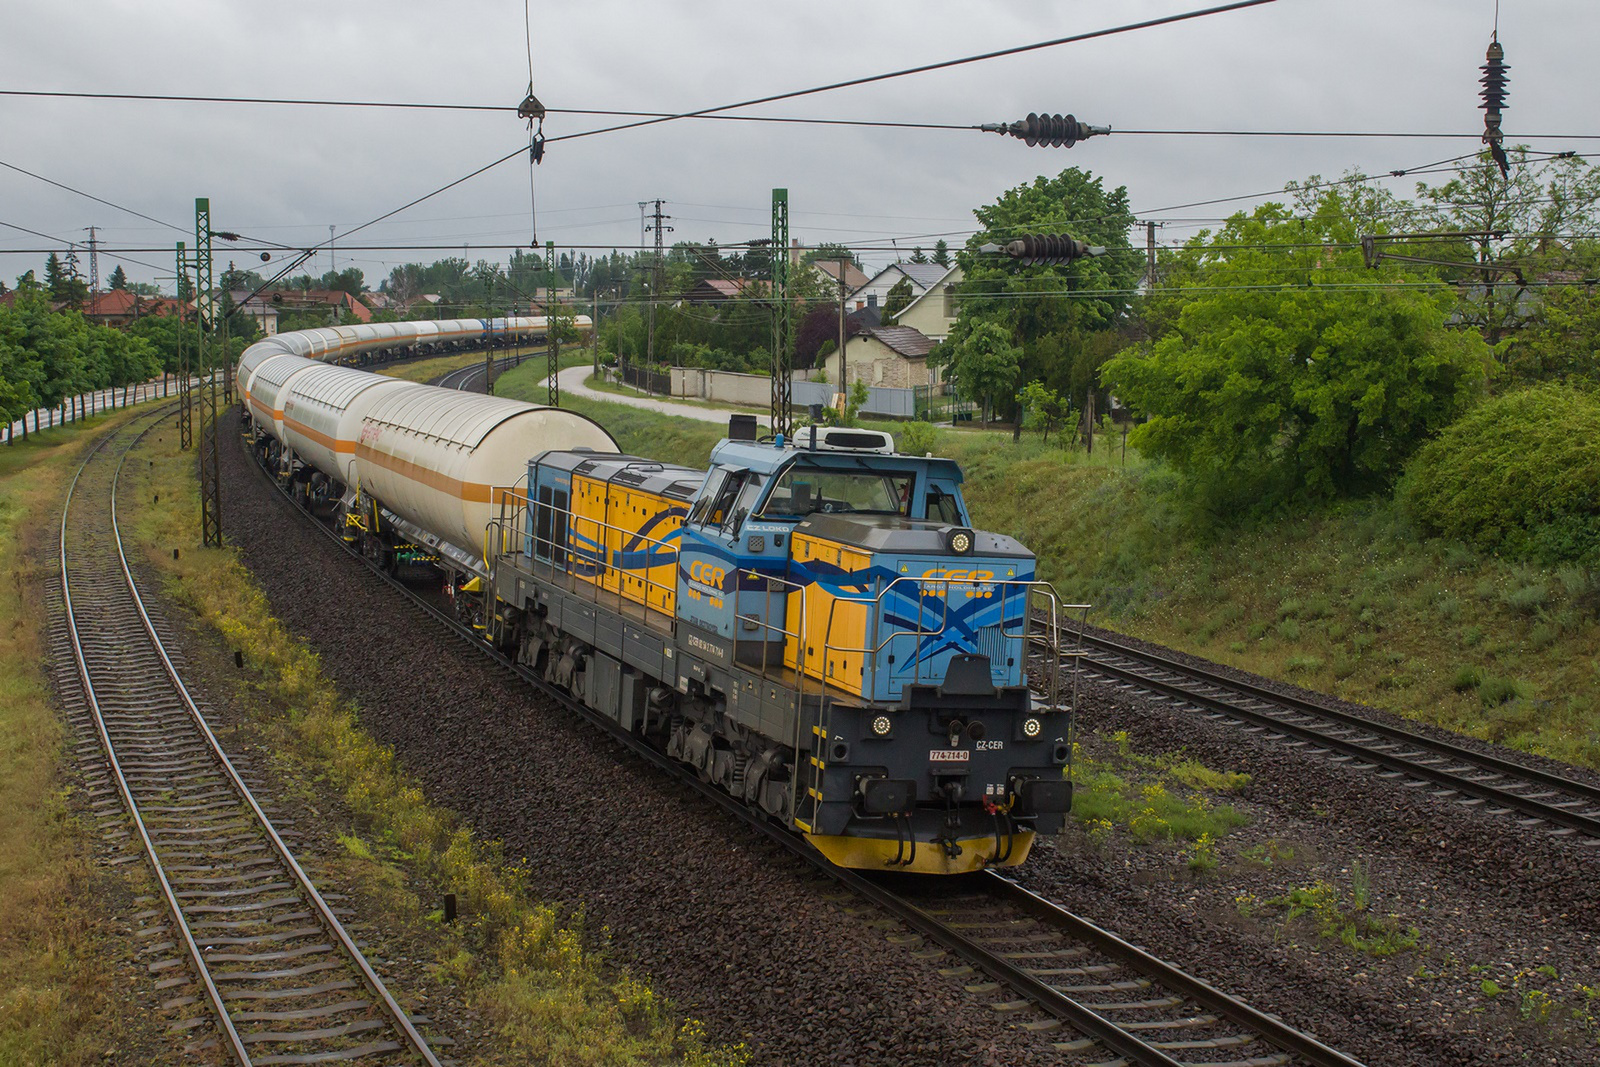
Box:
282 415 355 454
354 441 498 503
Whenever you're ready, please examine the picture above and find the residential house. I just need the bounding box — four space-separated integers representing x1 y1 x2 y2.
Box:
807 258 869 299
885 265 962 342
848 261 955 314
81 289 189 327
264 288 373 325
229 290 281 335
685 278 762 305
821 324 939 388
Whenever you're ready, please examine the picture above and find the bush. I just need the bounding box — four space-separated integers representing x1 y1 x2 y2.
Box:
896 420 940 456
1397 384 1600 567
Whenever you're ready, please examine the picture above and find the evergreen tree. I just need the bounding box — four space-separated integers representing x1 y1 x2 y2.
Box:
932 240 950 267
44 252 88 306
108 264 128 290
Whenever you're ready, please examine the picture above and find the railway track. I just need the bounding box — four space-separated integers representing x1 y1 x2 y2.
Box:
247 430 1363 1067
1073 629 1600 843
58 410 444 1065
852 871 1360 1067
434 351 529 392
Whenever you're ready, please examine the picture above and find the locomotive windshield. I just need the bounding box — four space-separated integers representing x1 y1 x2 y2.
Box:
761 467 913 518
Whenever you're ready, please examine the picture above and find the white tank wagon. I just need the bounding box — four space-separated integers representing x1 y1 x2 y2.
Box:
350 385 615 563
241 315 592 370
279 364 413 485
236 317 616 570
247 355 323 441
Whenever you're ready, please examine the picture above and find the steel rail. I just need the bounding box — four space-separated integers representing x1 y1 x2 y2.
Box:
249 431 1360 1067
59 410 250 1064
435 352 524 392
984 873 1363 1066
1075 631 1600 839
64 411 442 1066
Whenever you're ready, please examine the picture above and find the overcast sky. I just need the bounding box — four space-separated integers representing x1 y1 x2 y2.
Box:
1 0 1592 293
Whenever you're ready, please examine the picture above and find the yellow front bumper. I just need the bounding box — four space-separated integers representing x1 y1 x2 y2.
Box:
806 829 1035 875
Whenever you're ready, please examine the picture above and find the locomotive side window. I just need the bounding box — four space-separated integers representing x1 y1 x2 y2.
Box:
697 469 745 528
724 473 766 537
926 486 962 525
687 468 729 526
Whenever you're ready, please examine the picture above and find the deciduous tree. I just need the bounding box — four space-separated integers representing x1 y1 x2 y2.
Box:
946 167 1140 421
1103 198 1490 516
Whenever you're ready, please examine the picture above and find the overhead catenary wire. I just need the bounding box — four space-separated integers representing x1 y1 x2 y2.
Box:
544 0 1283 146
10 88 1599 142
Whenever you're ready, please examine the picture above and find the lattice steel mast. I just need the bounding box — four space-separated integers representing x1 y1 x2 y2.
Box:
769 188 791 438
196 198 222 548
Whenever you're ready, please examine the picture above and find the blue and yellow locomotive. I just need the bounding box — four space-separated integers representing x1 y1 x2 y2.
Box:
491 421 1078 874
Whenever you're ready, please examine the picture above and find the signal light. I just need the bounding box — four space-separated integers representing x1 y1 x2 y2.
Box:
984 234 1107 266
982 112 1110 148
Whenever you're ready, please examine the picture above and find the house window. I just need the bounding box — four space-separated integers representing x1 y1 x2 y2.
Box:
867 293 878 309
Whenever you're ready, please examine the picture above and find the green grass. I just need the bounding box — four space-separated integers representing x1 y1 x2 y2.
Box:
0 406 157 1064
1269 863 1421 957
125 427 746 1066
1070 730 1251 856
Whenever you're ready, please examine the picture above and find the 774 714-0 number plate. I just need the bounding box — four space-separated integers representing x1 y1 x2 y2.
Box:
929 749 970 763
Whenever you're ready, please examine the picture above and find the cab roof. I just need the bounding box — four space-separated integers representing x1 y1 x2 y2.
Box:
708 437 964 483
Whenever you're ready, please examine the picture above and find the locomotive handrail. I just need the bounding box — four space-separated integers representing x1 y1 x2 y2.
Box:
725 569 813 825
817 576 1090 709
517 495 682 633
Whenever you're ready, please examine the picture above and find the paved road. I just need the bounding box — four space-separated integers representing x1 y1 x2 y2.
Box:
554 365 769 428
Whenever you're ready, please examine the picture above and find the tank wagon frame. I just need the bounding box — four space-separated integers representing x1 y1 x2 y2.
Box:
239 320 1084 875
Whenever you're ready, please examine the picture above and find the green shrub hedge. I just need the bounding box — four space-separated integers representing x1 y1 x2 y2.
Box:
1397 383 1600 566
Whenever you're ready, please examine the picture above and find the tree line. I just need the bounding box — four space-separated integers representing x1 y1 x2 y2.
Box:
1 275 259 439
933 149 1599 562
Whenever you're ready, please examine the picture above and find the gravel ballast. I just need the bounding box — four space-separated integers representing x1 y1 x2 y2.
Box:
218 429 1598 1065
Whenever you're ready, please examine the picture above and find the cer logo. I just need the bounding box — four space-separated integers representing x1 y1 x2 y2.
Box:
689 560 727 588
919 567 995 599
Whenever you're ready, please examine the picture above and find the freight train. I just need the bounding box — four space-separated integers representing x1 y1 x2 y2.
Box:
238 318 1080 874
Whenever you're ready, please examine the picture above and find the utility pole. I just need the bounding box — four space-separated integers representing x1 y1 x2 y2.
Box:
196 198 222 548
769 188 792 438
1146 220 1157 288
837 265 848 391
84 226 100 292
591 289 599 381
329 224 336 279
546 240 559 406
176 242 192 451
482 267 496 395
645 199 671 369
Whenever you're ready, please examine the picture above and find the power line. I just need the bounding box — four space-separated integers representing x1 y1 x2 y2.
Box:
0 218 171 275
545 0 1282 145
17 89 1599 142
0 158 187 233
